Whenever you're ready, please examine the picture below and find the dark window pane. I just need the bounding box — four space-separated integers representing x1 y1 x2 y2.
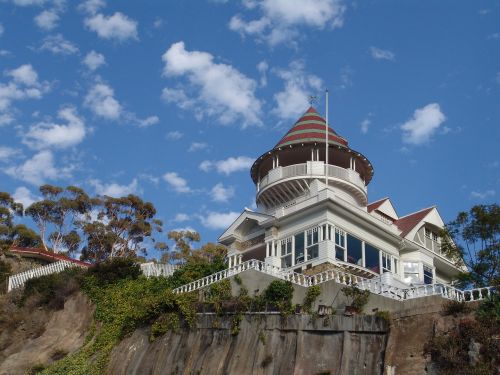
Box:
281 255 292 268
347 234 362 265
307 244 318 260
423 265 433 284
335 245 344 261
365 244 380 273
295 232 305 264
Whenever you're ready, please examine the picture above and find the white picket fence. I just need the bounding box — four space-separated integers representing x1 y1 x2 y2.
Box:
7 260 86 292
140 262 177 277
172 259 496 303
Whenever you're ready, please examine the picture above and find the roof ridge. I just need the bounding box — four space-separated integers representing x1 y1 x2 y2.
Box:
397 206 435 220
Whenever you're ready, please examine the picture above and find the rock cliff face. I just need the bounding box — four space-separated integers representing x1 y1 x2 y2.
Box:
108 314 388 375
0 292 94 375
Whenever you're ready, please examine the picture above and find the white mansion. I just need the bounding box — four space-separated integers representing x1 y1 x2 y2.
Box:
219 107 463 288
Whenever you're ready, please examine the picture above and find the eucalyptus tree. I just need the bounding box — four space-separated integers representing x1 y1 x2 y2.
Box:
80 194 167 263
25 185 93 253
441 204 500 287
0 191 40 252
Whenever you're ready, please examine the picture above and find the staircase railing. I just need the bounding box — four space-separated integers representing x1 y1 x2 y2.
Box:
7 260 87 292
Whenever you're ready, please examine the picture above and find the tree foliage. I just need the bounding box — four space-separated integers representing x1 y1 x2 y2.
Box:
80 195 165 262
0 191 40 252
25 185 93 253
441 204 499 287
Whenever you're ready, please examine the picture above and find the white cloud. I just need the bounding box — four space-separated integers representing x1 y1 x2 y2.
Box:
496 72 500 84
23 107 86 149
370 46 395 61
360 118 370 134
35 10 60 30
257 60 269 87
85 12 138 41
78 0 105 14
4 150 70 185
13 186 39 208
188 142 208 152
6 64 39 86
211 183 235 202
199 211 240 230
470 190 495 200
0 146 21 162
173 213 190 222
199 156 254 175
0 64 48 117
161 41 262 127
166 130 183 140
12 0 46 5
272 60 323 120
163 172 191 193
229 0 346 46
90 178 139 197
401 103 446 145
39 34 79 55
0 50 11 57
132 115 159 128
84 82 122 120
82 50 106 71
0 23 4 37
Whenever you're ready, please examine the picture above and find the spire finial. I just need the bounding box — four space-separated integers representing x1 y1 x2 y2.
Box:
308 95 318 106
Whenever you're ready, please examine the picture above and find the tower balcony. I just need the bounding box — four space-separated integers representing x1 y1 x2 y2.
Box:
256 161 368 209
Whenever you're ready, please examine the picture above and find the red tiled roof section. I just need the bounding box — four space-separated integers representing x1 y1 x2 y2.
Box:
9 246 92 267
367 198 389 213
394 207 434 238
275 106 348 149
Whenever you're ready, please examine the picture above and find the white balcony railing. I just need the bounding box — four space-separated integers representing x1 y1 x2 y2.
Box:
258 162 366 193
172 258 496 304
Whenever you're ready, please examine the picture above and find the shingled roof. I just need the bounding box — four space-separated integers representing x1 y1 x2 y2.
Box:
274 107 348 149
9 246 91 267
394 207 434 238
367 197 389 213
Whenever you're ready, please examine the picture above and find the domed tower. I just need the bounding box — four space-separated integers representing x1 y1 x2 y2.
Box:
251 107 373 212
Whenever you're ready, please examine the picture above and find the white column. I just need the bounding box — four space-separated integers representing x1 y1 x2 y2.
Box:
361 241 366 267
238 254 243 265
379 251 383 275
291 235 295 266
228 256 232 268
266 242 270 257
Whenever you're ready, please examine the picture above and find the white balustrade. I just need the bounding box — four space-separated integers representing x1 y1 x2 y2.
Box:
140 262 178 277
170 258 496 304
7 260 87 292
258 163 366 193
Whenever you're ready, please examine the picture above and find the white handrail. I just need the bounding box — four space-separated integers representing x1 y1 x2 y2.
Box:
172 259 497 303
7 260 86 292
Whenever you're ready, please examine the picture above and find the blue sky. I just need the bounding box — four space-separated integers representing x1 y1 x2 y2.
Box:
0 0 499 251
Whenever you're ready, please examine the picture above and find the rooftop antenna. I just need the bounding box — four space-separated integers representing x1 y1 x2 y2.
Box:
325 89 329 187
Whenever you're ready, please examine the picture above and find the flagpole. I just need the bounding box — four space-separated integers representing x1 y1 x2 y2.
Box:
325 89 329 187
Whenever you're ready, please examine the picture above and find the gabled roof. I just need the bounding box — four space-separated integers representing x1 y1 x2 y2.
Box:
218 209 274 243
394 207 435 238
368 197 398 220
9 246 91 267
367 197 389 213
274 107 348 149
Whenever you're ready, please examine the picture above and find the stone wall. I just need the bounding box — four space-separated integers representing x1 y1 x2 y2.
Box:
108 314 389 375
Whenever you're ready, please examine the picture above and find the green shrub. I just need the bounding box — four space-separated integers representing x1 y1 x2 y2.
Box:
22 267 84 309
86 257 141 285
302 285 321 314
476 294 500 324
263 280 294 315
442 300 471 316
0 259 11 291
374 310 391 323
341 284 370 313
150 312 180 340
